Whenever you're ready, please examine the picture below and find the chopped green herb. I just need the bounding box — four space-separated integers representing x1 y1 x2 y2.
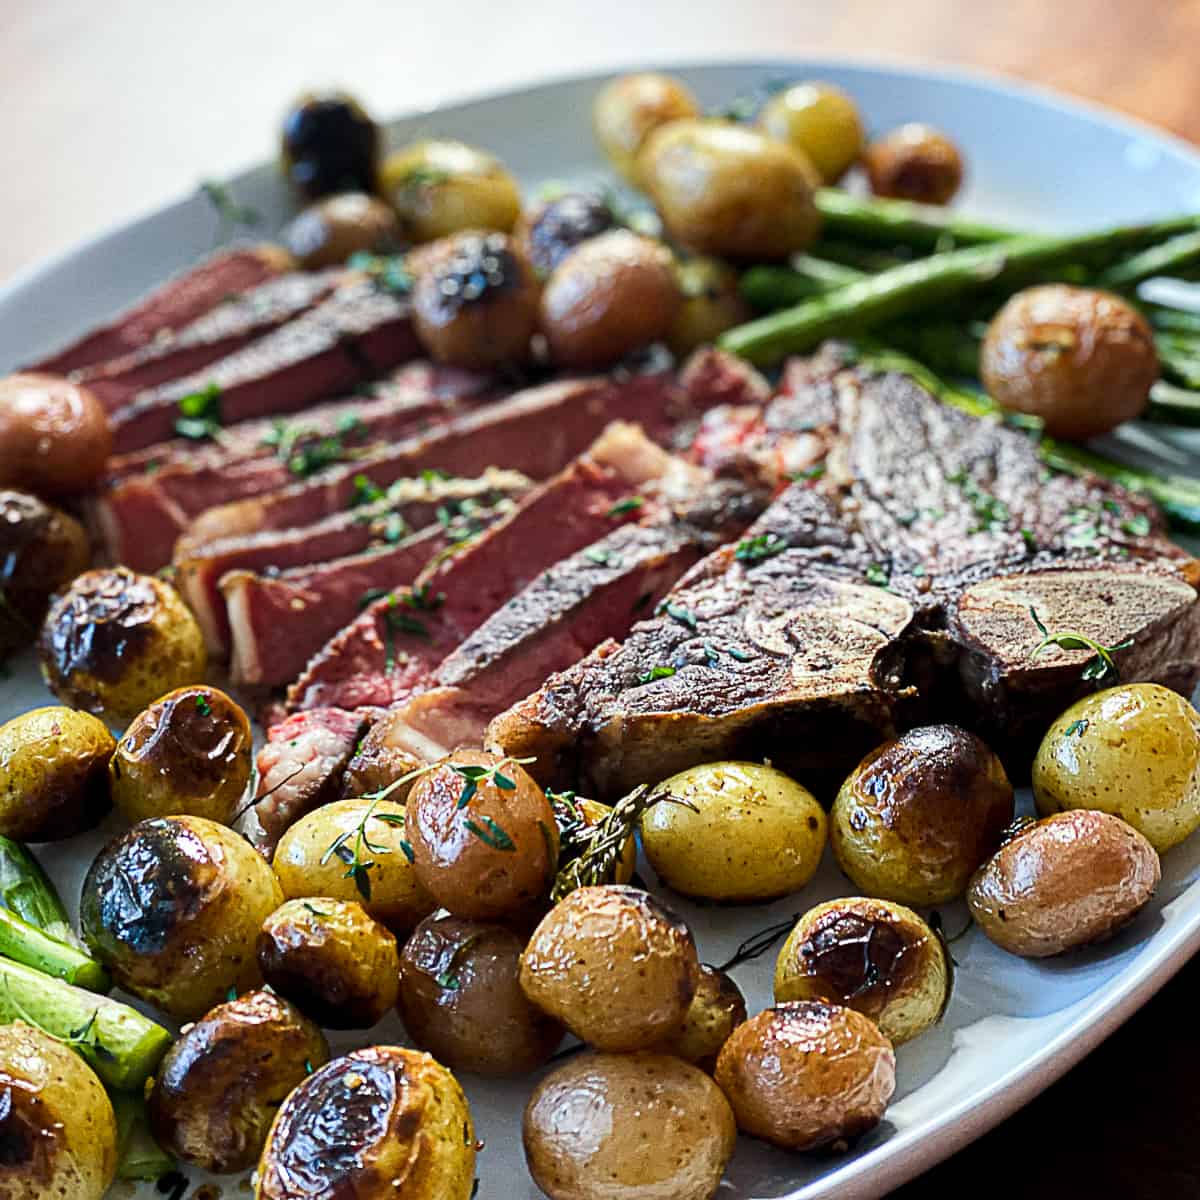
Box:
351 473 386 508
735 532 787 564
1121 513 1152 537
607 496 646 517
1029 606 1133 684
347 251 414 295
174 383 223 441
636 665 677 685
1021 528 1038 551
585 547 614 566
788 463 826 483
1064 718 1089 737
864 562 890 587
359 587 389 610
194 694 212 717
659 602 697 631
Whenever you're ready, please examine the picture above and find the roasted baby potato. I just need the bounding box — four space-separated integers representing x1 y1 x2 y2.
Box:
831 724 1014 905
399 910 564 1076
411 231 540 369
0 490 89 660
284 192 401 268
638 119 821 260
148 989 329 1174
552 792 637 887
281 90 379 200
274 796 435 933
257 897 400 1028
593 72 701 183
774 897 948 1045
1033 683 1200 852
968 811 1161 957
514 190 619 277
256 1046 476 1200
406 750 558 920
758 81 865 183
520 884 700 1051
0 706 114 841
715 1001 896 1151
81 815 283 1020
863 122 964 205
524 1051 736 1200
641 759 827 902
981 285 1158 440
109 685 252 824
0 373 111 495
0 1021 117 1200
540 229 682 368
38 568 207 724
668 255 753 356
382 139 521 242
341 710 424 800
650 963 747 1073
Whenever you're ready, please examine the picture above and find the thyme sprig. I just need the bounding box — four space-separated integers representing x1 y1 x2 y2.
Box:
320 796 395 900
1029 606 1132 684
717 914 798 973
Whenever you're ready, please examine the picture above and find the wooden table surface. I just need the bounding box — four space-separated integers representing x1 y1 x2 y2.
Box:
5 1 1200 1195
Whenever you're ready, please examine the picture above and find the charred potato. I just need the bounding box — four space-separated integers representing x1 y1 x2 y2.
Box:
774 897 948 1045
641 760 827 902
831 724 1014 905
281 90 379 200
382 139 521 242
524 1051 735 1200
81 816 283 1020
1033 683 1200 852
514 190 619 277
38 568 207 723
0 373 111 495
256 1045 476 1200
651 963 747 1073
553 793 637 887
148 989 329 1174
109 685 252 824
0 706 114 841
520 884 700 1051
257 898 400 1028
668 256 753 356
758 82 865 184
341 709 424 800
593 72 702 183
0 1022 116 1199
968 811 1160 957
540 230 682 368
284 192 401 268
273 796 436 933
638 119 821 260
0 491 89 659
406 750 558 920
411 231 540 369
981 285 1158 440
863 122 964 205
715 1001 896 1151
399 910 564 1076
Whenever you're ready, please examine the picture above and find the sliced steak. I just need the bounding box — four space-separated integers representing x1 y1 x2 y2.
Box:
109 280 420 452
75 269 344 413
27 245 290 375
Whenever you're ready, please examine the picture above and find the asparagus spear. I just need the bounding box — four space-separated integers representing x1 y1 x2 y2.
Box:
112 1091 176 1182
0 836 83 949
0 905 109 991
0 956 172 1091
720 217 1200 365
814 188 1014 248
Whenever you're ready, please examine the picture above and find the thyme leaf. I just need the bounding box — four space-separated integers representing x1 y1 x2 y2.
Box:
1028 606 1132 685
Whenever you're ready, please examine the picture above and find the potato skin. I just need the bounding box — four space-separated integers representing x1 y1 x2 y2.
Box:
641 760 827 902
258 898 400 1028
831 724 1014 905
341 710 424 800
256 1045 476 1200
273 796 436 933
1033 683 1200 852
758 82 865 184
110 685 252 824
774 897 948 1045
638 120 821 260
524 1051 736 1200
38 568 208 723
540 230 682 369
650 964 747 1073
0 1021 117 1200
968 811 1161 957
668 256 753 356
514 191 618 277
399 910 564 1076
81 816 283 1020
0 373 111 495
406 750 559 920
148 989 329 1174
981 285 1157 440
520 884 700 1052
0 706 114 841
715 1001 896 1151
283 192 401 269
863 123 964 205
592 72 701 183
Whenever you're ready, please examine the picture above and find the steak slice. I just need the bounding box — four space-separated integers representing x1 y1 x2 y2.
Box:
74 269 343 413
26 245 291 375
94 362 500 570
223 478 529 687
177 470 528 657
109 280 420 452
